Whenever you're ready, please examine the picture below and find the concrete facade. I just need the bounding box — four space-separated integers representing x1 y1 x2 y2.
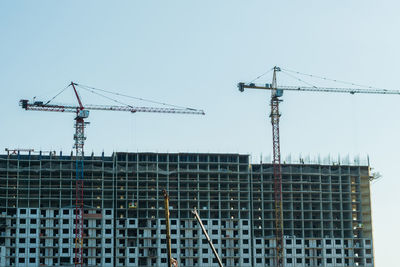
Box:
0 152 374 266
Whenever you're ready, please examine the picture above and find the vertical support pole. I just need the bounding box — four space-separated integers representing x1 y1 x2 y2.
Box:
270 67 284 267
74 116 85 267
163 190 172 267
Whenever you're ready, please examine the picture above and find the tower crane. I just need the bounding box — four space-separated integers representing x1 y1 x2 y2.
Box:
238 66 400 267
20 82 205 267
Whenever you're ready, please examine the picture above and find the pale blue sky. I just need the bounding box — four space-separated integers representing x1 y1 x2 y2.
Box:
1 1 400 265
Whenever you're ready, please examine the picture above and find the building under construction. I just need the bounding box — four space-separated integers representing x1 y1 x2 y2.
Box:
0 151 374 267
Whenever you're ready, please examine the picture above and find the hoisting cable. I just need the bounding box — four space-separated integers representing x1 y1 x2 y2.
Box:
281 67 383 90
249 67 274 83
75 83 195 110
77 86 140 108
280 70 319 88
43 83 72 106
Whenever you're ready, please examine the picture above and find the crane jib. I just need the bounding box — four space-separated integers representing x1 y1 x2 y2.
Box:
19 100 205 115
238 83 400 95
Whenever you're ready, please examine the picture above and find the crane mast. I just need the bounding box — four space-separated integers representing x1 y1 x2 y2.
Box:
71 82 86 267
74 119 84 267
270 67 284 267
239 67 285 266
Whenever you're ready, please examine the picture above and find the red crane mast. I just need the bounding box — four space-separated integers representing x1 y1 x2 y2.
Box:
270 67 284 267
239 67 284 267
71 82 86 266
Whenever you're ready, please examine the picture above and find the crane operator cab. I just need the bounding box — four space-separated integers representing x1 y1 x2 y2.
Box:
272 88 283 98
77 109 89 119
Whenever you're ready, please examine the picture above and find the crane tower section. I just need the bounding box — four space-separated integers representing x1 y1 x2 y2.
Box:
270 67 284 267
70 82 87 267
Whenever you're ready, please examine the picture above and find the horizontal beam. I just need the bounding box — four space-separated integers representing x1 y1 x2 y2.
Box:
238 82 400 95
19 100 205 115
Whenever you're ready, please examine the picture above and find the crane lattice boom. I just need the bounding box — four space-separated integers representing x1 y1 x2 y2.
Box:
20 100 205 115
238 82 400 95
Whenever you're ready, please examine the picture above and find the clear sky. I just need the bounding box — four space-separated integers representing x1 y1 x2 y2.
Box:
1 1 399 265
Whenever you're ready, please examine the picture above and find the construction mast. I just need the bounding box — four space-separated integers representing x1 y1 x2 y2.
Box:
70 82 89 266
238 66 400 267
270 67 284 267
239 67 284 267
20 82 205 267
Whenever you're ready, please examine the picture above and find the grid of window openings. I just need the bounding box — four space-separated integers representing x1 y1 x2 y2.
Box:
0 152 374 266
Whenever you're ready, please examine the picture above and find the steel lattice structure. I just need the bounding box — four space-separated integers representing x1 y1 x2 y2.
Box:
270 68 284 267
73 114 85 266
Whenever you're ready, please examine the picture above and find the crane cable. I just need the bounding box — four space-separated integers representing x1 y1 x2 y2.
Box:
75 83 197 110
42 82 201 111
249 68 274 83
280 67 384 90
77 86 138 109
279 71 319 89
43 84 71 106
